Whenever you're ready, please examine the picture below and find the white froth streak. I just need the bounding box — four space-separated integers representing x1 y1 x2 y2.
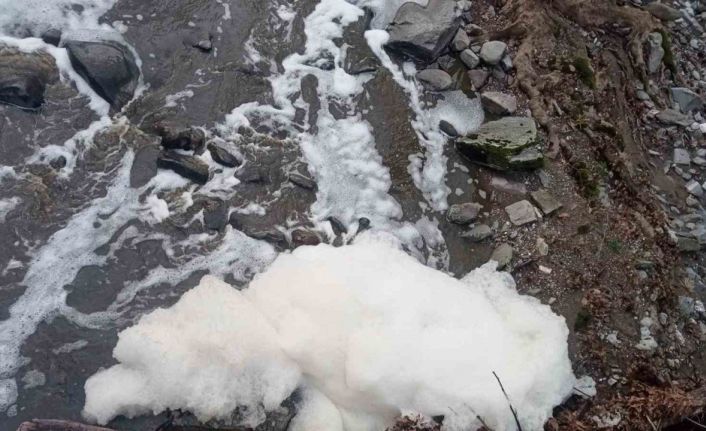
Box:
219 0 427 249
365 30 477 211
0 151 135 412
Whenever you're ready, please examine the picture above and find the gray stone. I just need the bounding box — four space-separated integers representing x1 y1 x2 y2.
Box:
481 91 517 115
208 142 241 168
694 156 706 166
0 47 58 110
416 68 453 91
291 229 321 247
677 236 700 252
456 117 543 171
157 151 210 184
289 172 317 191
686 179 703 196
530 189 562 215
479 41 507 65
385 0 460 64
490 243 513 269
194 39 213 52
505 200 538 226
447 202 483 224
437 55 456 72
678 296 696 317
451 28 470 51
64 40 140 110
439 120 459 137
645 2 682 20
508 147 543 170
671 87 703 113
155 122 206 152
674 148 691 165
459 49 480 69
463 224 492 242
656 109 692 127
500 55 513 72
647 32 664 74
636 90 650 101
203 199 228 231
467 69 489 90
40 29 62 47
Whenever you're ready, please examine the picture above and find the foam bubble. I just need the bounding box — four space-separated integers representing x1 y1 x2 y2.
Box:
83 236 575 430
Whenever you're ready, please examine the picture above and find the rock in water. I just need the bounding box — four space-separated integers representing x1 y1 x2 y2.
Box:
157 151 210 184
385 0 459 64
447 202 483 224
416 69 453 91
456 117 544 171
0 47 58 110
207 142 241 168
64 40 139 110
155 122 206 151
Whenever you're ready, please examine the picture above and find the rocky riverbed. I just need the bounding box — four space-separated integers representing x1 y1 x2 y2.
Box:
2 0 706 430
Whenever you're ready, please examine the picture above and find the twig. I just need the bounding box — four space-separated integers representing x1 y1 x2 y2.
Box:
492 371 523 431
686 417 706 430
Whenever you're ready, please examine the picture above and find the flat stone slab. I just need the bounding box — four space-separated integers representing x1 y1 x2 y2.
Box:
456 116 543 171
530 189 562 215
505 200 538 225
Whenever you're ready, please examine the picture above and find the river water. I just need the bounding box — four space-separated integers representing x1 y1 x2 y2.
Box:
0 0 539 429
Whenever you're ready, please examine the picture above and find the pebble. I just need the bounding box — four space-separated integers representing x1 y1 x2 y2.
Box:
447 202 483 224
490 243 513 269
686 179 704 196
479 40 507 65
460 49 480 69
462 224 493 242
416 69 453 91
673 147 691 165
536 237 549 256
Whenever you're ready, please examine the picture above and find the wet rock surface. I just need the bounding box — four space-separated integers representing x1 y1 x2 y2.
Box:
0 47 58 110
64 40 139 110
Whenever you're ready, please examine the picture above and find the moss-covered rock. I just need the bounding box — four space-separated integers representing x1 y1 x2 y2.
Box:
456 116 544 171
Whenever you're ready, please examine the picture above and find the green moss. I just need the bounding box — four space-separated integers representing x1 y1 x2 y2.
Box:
607 239 622 253
574 308 592 332
573 56 596 89
574 161 599 199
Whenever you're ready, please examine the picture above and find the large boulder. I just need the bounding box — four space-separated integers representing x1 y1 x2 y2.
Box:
385 0 460 65
456 117 544 170
64 40 139 110
0 46 58 110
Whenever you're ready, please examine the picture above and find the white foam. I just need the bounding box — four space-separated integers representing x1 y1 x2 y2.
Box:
0 0 116 38
0 197 20 222
83 236 575 430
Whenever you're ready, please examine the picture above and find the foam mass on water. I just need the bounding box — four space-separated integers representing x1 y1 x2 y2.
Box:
83 235 576 431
